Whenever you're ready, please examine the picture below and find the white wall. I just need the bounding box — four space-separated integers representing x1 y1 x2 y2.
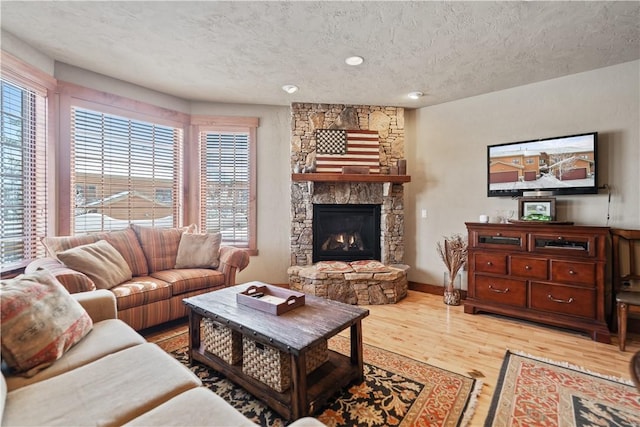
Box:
405 60 640 287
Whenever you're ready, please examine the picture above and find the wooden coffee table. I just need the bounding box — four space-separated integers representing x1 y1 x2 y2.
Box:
182 282 370 420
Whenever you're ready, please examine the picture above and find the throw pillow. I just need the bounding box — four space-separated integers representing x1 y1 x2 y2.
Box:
26 258 96 293
175 232 222 269
0 270 93 377
96 227 149 276
57 240 133 290
131 224 197 273
349 260 391 273
41 234 100 258
314 261 353 273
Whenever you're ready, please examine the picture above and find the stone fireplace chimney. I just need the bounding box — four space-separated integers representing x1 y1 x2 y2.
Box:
290 103 406 267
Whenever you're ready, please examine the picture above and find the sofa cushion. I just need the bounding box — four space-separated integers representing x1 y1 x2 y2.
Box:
57 240 133 290
124 387 256 427
2 343 201 427
150 269 225 295
0 270 93 377
97 227 149 277
110 277 173 310
175 232 222 269
41 234 100 257
4 319 145 391
25 257 96 293
131 224 197 273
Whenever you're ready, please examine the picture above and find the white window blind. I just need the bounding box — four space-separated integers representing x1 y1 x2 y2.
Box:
0 79 48 270
71 107 182 233
201 131 251 246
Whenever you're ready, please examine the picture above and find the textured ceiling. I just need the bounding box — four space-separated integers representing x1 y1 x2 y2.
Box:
1 1 639 108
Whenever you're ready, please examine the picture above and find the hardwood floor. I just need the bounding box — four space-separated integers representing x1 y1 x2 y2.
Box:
145 290 639 425
354 290 640 425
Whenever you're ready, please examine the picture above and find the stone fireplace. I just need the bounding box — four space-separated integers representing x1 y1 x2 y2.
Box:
288 103 408 304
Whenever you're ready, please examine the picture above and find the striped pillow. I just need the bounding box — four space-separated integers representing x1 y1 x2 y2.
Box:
26 257 96 293
131 224 197 273
41 234 100 258
0 270 93 377
96 227 149 276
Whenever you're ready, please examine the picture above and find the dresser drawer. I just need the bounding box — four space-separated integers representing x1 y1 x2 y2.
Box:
472 229 526 251
530 282 596 319
475 275 526 307
474 253 507 274
530 233 596 257
510 256 548 279
550 260 596 287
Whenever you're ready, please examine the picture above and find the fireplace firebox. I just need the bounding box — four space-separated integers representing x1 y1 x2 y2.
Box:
313 204 381 263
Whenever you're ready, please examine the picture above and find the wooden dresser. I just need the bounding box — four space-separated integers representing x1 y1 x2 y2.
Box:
464 222 611 343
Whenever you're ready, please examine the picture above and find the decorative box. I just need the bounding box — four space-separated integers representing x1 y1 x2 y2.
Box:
202 318 242 365
242 337 328 392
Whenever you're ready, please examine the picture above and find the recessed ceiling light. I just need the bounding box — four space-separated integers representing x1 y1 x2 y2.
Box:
408 91 424 99
345 56 364 66
282 84 299 94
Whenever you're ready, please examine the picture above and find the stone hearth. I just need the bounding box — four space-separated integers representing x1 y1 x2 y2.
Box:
288 264 408 305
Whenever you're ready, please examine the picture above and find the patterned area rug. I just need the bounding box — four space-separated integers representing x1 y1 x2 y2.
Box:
153 328 481 427
485 350 640 427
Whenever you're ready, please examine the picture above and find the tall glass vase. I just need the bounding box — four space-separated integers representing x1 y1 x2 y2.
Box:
443 272 461 306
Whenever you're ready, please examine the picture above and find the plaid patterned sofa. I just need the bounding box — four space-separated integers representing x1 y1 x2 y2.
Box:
26 225 250 330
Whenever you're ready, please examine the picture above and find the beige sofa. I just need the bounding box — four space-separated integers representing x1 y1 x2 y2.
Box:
0 290 324 427
27 224 250 330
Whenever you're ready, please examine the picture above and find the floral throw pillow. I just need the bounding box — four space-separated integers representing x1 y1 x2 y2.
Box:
0 270 93 377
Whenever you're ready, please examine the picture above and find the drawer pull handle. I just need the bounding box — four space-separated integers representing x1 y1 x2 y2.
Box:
489 285 509 293
547 294 574 304
525 265 531 270
557 236 564 240
569 270 576 275
486 261 493 266
496 233 502 237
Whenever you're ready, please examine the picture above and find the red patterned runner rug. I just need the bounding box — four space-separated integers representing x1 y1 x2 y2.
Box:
485 350 640 426
151 326 482 427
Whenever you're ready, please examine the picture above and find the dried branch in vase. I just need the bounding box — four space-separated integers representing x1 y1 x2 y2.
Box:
436 234 468 290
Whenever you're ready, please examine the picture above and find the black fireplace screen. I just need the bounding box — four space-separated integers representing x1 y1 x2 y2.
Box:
313 204 381 262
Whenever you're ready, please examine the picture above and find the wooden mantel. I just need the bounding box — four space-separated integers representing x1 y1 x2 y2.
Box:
291 173 411 183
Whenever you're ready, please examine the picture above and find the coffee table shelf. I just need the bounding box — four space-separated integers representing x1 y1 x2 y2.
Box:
183 282 369 421
191 346 358 418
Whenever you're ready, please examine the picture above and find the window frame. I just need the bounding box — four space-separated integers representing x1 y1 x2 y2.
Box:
58 82 190 236
0 51 56 274
192 115 258 255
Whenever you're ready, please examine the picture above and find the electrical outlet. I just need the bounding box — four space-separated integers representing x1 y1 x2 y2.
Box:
421 209 427 219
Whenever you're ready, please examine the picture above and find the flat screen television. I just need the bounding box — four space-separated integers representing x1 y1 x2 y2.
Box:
487 132 598 197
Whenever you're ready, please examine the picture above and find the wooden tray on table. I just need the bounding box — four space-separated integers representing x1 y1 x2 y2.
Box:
236 282 305 315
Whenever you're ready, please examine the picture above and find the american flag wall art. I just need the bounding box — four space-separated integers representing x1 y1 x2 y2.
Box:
315 129 380 173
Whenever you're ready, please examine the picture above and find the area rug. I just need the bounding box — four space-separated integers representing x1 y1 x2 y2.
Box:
153 328 482 427
485 350 640 427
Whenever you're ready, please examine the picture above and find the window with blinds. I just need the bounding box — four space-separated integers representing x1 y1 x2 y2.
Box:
71 107 182 233
200 130 253 248
0 79 48 270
